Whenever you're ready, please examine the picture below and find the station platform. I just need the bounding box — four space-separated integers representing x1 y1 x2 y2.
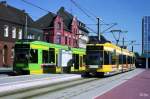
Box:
95 69 150 99
0 74 81 97
0 74 81 85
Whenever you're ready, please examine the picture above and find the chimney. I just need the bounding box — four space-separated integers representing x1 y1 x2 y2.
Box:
57 6 65 15
60 7 65 11
22 9 26 13
0 1 7 7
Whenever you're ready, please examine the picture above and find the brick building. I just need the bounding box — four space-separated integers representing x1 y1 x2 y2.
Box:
0 1 43 71
35 7 89 48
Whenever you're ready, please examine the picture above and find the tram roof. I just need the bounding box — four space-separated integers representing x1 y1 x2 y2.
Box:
15 40 86 52
87 42 135 56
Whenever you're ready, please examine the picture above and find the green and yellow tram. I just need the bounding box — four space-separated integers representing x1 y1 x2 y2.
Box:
85 42 135 76
14 40 86 75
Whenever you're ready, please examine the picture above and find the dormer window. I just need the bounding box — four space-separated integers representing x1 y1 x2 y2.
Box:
57 22 61 30
4 25 9 37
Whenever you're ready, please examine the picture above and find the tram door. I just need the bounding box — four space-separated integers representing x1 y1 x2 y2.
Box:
80 56 83 67
73 54 79 69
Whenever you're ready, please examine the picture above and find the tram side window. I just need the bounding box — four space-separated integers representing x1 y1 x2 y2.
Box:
133 57 135 64
119 55 123 64
111 52 116 65
42 50 49 63
130 57 132 64
128 56 131 64
83 55 86 65
73 54 79 69
29 49 38 63
123 55 126 64
80 56 83 67
127 56 129 64
104 51 109 65
130 57 133 64
49 48 55 63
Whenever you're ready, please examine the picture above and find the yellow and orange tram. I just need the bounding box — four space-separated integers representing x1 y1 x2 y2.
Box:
85 42 135 76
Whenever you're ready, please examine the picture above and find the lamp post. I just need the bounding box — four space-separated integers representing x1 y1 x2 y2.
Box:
23 10 28 40
25 14 28 39
131 40 136 52
97 17 100 41
97 17 117 42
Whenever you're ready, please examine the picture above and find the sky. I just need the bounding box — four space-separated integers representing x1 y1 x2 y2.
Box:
3 0 150 54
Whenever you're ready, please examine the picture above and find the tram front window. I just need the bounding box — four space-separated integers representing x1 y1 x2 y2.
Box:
86 51 103 65
15 49 29 63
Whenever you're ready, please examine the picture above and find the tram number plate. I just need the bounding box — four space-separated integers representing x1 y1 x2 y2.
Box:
89 65 99 68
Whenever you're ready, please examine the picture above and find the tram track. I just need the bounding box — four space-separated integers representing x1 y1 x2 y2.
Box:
30 69 144 99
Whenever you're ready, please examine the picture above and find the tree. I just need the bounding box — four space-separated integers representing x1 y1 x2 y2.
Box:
134 52 140 58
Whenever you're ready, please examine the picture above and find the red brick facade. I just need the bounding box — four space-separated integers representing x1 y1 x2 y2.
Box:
43 16 79 48
0 41 14 67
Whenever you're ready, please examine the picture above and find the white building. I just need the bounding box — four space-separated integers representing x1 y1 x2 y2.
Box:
78 21 89 48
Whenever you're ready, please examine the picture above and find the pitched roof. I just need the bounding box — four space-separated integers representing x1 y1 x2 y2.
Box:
0 1 34 27
57 7 89 33
34 12 56 29
34 6 89 33
88 36 111 44
57 7 73 31
78 20 89 33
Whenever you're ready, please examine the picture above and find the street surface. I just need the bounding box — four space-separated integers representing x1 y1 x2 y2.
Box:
95 69 150 99
29 69 144 99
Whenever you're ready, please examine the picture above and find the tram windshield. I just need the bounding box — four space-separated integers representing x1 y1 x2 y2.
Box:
15 44 30 63
86 46 103 65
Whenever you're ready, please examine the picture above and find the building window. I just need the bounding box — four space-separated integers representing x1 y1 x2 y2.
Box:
2 45 8 65
11 48 14 59
27 34 35 39
12 27 16 38
65 36 67 44
56 35 61 44
73 28 75 34
27 35 30 39
45 35 49 42
18 29 22 39
69 38 71 45
57 22 61 30
73 39 75 47
4 25 9 37
75 29 77 34
76 40 78 47
38 36 41 40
